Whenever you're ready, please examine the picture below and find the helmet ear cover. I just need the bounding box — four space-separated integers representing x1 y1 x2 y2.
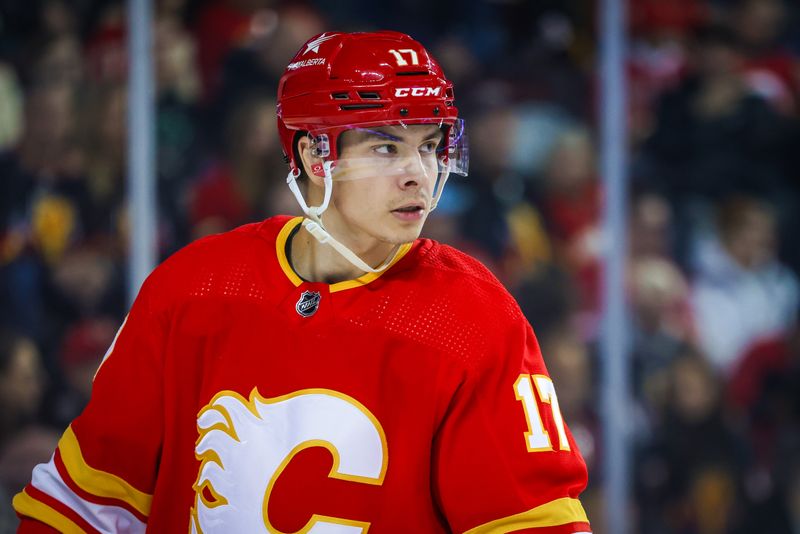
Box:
292 131 328 179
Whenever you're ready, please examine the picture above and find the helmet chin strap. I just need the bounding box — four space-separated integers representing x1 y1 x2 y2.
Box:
285 160 403 274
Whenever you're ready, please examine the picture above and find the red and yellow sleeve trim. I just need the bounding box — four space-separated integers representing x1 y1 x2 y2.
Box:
13 488 89 534
57 425 153 517
464 497 589 534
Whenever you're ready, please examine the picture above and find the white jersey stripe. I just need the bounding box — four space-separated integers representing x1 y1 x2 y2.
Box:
30 455 147 534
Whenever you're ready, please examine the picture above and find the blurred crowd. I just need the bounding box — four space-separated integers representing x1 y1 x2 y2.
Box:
1 0 799 532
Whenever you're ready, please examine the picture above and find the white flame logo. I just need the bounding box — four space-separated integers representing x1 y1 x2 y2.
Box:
190 388 387 533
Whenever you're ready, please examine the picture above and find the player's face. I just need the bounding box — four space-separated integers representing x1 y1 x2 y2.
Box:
327 124 443 247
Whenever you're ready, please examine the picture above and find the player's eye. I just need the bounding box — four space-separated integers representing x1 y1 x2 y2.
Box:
373 144 398 155
419 141 438 154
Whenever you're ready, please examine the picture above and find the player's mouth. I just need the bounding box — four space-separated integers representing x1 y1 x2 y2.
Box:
391 202 426 222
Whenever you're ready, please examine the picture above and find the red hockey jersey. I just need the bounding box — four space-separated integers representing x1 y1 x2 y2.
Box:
14 216 591 533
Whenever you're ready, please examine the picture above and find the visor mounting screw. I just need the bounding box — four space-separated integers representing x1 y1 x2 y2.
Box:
400 108 409 116
433 106 440 116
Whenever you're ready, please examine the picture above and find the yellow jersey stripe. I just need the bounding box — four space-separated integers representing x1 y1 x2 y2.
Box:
275 217 305 287
58 425 153 516
464 497 589 533
329 242 412 293
12 489 85 534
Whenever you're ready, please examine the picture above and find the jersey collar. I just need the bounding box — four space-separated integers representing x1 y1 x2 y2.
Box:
275 216 413 293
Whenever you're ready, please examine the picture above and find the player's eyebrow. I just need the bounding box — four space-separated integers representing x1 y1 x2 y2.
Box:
351 129 402 143
349 126 443 145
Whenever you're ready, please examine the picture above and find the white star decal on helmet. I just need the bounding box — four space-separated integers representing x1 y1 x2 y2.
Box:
303 33 338 55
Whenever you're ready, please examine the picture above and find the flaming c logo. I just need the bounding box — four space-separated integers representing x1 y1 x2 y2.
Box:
190 388 387 533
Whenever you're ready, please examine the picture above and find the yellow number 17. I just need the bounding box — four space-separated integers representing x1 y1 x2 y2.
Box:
514 374 570 452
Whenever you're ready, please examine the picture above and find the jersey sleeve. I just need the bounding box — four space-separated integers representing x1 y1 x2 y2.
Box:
13 273 167 533
432 313 592 534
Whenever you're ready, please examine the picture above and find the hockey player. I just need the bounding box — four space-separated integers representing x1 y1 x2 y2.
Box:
14 31 591 533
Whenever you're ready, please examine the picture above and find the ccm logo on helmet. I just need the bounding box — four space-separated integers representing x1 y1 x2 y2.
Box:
394 87 442 97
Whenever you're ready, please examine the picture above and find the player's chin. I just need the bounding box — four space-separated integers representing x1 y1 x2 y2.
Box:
378 222 422 246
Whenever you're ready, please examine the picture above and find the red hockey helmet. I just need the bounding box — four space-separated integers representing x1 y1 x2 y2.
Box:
277 31 467 177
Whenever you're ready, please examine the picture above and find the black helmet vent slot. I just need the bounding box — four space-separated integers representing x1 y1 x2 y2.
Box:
357 91 381 99
396 71 429 76
331 92 350 100
340 103 384 110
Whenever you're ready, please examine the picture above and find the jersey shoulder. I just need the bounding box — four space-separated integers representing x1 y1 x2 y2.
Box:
141 216 293 311
413 239 522 320
377 239 529 370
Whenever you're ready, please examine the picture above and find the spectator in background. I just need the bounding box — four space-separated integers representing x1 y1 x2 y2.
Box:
26 30 83 91
537 321 604 530
0 330 46 449
628 193 696 415
155 14 200 106
728 0 800 276
732 0 798 115
154 14 203 252
630 256 694 419
727 319 800 532
515 264 577 343
643 24 794 268
691 195 799 375
193 0 272 102
727 317 799 416
781 458 800 533
0 426 60 532
47 240 124 333
207 4 324 144
430 35 481 90
457 103 519 271
47 317 118 427
83 2 126 85
637 351 750 534
0 62 23 151
539 323 599 477
627 0 708 140
76 82 127 231
537 127 602 315
0 80 90 348
459 102 561 287
420 182 485 258
189 95 286 239
35 0 79 44
629 192 674 259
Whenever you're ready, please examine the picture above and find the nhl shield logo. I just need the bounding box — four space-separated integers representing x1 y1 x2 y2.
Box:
295 291 321 317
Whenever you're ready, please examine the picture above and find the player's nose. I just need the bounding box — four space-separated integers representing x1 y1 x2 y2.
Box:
397 153 430 190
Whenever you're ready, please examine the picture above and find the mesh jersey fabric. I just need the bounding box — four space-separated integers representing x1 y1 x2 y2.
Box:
15 215 591 534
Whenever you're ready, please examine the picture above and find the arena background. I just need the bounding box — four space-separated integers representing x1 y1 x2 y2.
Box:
1 0 799 532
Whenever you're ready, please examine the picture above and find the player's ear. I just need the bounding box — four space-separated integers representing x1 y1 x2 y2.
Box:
297 136 326 186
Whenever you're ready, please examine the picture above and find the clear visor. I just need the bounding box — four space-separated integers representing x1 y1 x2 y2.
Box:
301 118 468 183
